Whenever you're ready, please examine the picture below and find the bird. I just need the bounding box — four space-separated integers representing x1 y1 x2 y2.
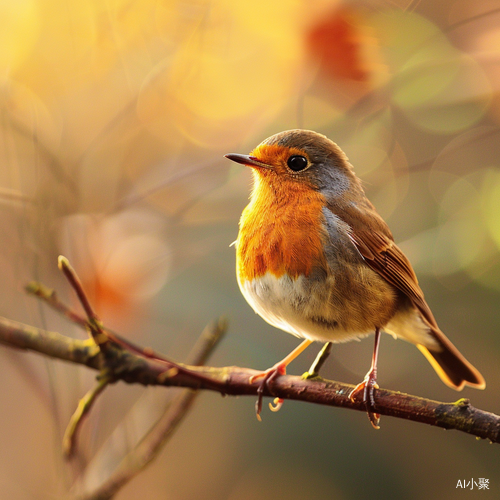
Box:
225 129 485 427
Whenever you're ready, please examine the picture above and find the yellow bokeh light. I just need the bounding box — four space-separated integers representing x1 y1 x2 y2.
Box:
0 0 39 77
481 167 500 250
368 9 492 134
139 0 304 147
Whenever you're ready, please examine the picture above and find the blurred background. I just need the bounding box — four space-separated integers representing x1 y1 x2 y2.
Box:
0 0 499 498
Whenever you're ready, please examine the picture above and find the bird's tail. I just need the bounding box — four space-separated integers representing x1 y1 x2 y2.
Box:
417 329 485 390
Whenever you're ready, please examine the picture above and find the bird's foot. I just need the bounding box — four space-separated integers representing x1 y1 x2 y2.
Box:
349 370 381 429
249 363 287 421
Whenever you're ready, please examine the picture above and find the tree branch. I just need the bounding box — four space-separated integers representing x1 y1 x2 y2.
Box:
76 318 227 500
1 315 498 444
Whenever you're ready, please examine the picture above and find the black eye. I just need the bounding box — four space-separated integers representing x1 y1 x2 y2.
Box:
287 155 308 172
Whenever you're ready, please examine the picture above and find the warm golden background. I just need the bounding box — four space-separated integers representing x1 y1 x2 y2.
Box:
1 0 499 498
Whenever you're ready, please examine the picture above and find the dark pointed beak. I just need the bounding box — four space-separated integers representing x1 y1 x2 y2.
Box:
224 153 271 169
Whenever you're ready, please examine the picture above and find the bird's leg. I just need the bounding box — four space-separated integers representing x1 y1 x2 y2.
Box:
349 328 381 429
250 339 312 420
302 342 332 379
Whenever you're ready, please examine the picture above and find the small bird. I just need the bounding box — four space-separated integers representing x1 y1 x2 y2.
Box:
225 129 485 427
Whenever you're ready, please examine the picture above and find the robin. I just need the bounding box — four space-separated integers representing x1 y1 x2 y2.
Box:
225 129 485 427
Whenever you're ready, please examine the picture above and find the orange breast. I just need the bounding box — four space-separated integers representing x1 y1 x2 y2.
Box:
237 173 327 282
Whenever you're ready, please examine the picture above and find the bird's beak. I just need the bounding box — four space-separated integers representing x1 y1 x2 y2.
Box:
224 154 272 170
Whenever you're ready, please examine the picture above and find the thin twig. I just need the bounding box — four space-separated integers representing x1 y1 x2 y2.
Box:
57 256 108 346
63 374 112 459
25 281 88 329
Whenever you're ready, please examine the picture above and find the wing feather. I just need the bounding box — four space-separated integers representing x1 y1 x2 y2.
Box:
325 199 485 390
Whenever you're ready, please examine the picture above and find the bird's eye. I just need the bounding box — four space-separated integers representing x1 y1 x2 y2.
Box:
287 155 308 172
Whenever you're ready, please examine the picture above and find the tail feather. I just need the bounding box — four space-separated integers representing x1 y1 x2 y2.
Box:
417 329 485 391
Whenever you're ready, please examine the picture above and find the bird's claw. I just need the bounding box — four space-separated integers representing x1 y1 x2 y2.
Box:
349 374 381 429
250 364 286 420
269 397 284 412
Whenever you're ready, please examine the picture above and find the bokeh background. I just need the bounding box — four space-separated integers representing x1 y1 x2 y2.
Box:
0 0 499 498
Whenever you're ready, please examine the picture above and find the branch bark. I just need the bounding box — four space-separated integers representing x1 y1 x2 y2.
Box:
1 315 498 444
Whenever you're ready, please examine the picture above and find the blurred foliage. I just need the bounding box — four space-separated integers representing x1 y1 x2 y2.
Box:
0 0 500 499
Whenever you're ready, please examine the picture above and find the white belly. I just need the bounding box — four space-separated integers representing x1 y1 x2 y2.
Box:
239 271 374 343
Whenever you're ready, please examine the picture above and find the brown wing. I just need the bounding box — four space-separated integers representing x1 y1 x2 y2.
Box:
347 228 439 331
326 194 438 328
326 200 485 390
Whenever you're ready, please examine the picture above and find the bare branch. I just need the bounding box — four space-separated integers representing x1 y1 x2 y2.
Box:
0 316 101 367
79 318 227 500
0 315 498 444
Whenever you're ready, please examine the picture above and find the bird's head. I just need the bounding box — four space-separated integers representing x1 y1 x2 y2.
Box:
225 129 356 199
